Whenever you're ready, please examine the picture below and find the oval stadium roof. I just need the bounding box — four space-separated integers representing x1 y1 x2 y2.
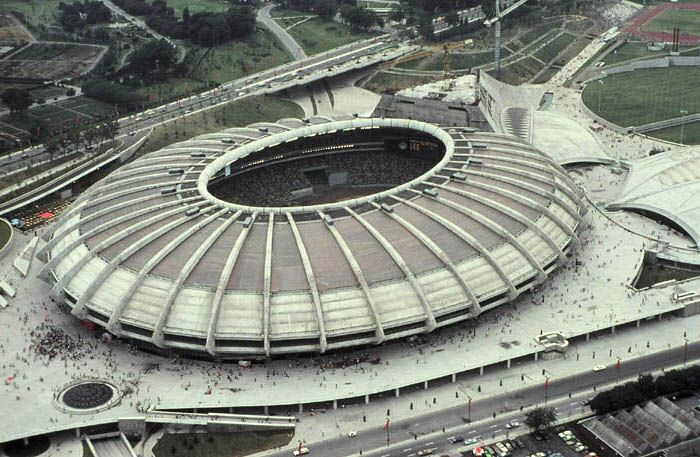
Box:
41 117 585 358
609 145 700 248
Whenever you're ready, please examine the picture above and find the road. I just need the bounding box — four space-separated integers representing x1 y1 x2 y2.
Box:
99 0 187 64
0 34 413 214
265 342 700 457
257 4 308 61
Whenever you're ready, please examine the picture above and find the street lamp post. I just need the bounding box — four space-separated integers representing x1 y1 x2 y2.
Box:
680 109 688 145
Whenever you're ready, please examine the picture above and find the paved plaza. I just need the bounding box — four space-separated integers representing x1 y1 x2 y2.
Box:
3 3 700 454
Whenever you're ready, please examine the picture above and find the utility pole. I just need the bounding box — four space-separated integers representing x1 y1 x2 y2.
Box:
468 397 472 422
680 109 688 145
494 0 501 79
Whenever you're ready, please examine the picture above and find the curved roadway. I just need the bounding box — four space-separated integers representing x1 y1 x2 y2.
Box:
264 343 700 457
257 4 308 61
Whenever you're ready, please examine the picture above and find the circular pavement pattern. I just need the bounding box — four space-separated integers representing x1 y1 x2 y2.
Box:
42 116 585 358
61 382 114 409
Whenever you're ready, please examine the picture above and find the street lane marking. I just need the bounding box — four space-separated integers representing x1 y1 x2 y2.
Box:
425 441 434 445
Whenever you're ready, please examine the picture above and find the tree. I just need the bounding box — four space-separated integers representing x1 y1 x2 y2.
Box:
524 407 557 434
128 39 177 77
314 0 338 20
182 6 190 24
1 88 33 114
416 14 434 40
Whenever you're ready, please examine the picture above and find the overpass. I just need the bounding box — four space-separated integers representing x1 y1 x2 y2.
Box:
0 36 416 216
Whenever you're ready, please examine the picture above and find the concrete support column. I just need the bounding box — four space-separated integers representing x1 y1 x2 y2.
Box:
451 373 457 383
23 437 29 445
658 313 662 321
585 332 590 342
264 406 269 415
228 407 233 413
333 400 337 410
636 319 641 328
479 366 484 375
394 388 400 398
298 403 303 414
611 325 616 334
365 394 370 404
534 352 539 361
423 380 428 390
75 427 80 438
506 359 511 369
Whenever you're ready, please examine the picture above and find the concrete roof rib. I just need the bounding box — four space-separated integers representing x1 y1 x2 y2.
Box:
40 117 584 357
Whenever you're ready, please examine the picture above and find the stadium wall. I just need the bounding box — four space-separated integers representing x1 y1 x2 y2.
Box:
0 218 13 261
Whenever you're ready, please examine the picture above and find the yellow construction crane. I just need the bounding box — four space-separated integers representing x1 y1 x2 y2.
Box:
443 43 453 90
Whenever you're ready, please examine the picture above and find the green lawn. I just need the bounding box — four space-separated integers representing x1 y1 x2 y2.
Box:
283 17 378 55
270 8 310 18
649 120 700 146
642 9 700 35
136 78 209 105
162 0 231 16
153 431 293 457
140 95 304 156
0 219 11 252
495 56 543 85
187 26 293 84
601 42 668 65
533 32 575 63
582 67 700 128
520 22 561 44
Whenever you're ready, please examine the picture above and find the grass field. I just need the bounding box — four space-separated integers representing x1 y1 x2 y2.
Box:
0 219 11 252
533 32 575 63
152 430 293 457
187 26 292 83
600 42 668 65
649 120 700 145
140 95 303 156
163 0 231 16
582 67 700 128
283 17 378 55
495 57 543 85
0 0 63 29
642 9 700 36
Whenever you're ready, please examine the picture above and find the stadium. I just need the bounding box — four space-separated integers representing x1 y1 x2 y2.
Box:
40 116 585 358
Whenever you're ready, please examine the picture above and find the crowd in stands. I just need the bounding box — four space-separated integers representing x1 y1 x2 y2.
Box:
209 149 436 207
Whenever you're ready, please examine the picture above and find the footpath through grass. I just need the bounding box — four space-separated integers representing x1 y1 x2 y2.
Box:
581 67 700 128
186 26 293 84
140 95 303 156
283 17 378 55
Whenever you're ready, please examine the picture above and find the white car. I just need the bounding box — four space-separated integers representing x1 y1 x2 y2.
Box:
593 365 606 372
505 421 521 429
347 430 357 437
464 437 479 445
292 447 309 456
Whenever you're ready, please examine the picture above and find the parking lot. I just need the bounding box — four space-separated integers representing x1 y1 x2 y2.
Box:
453 425 605 457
